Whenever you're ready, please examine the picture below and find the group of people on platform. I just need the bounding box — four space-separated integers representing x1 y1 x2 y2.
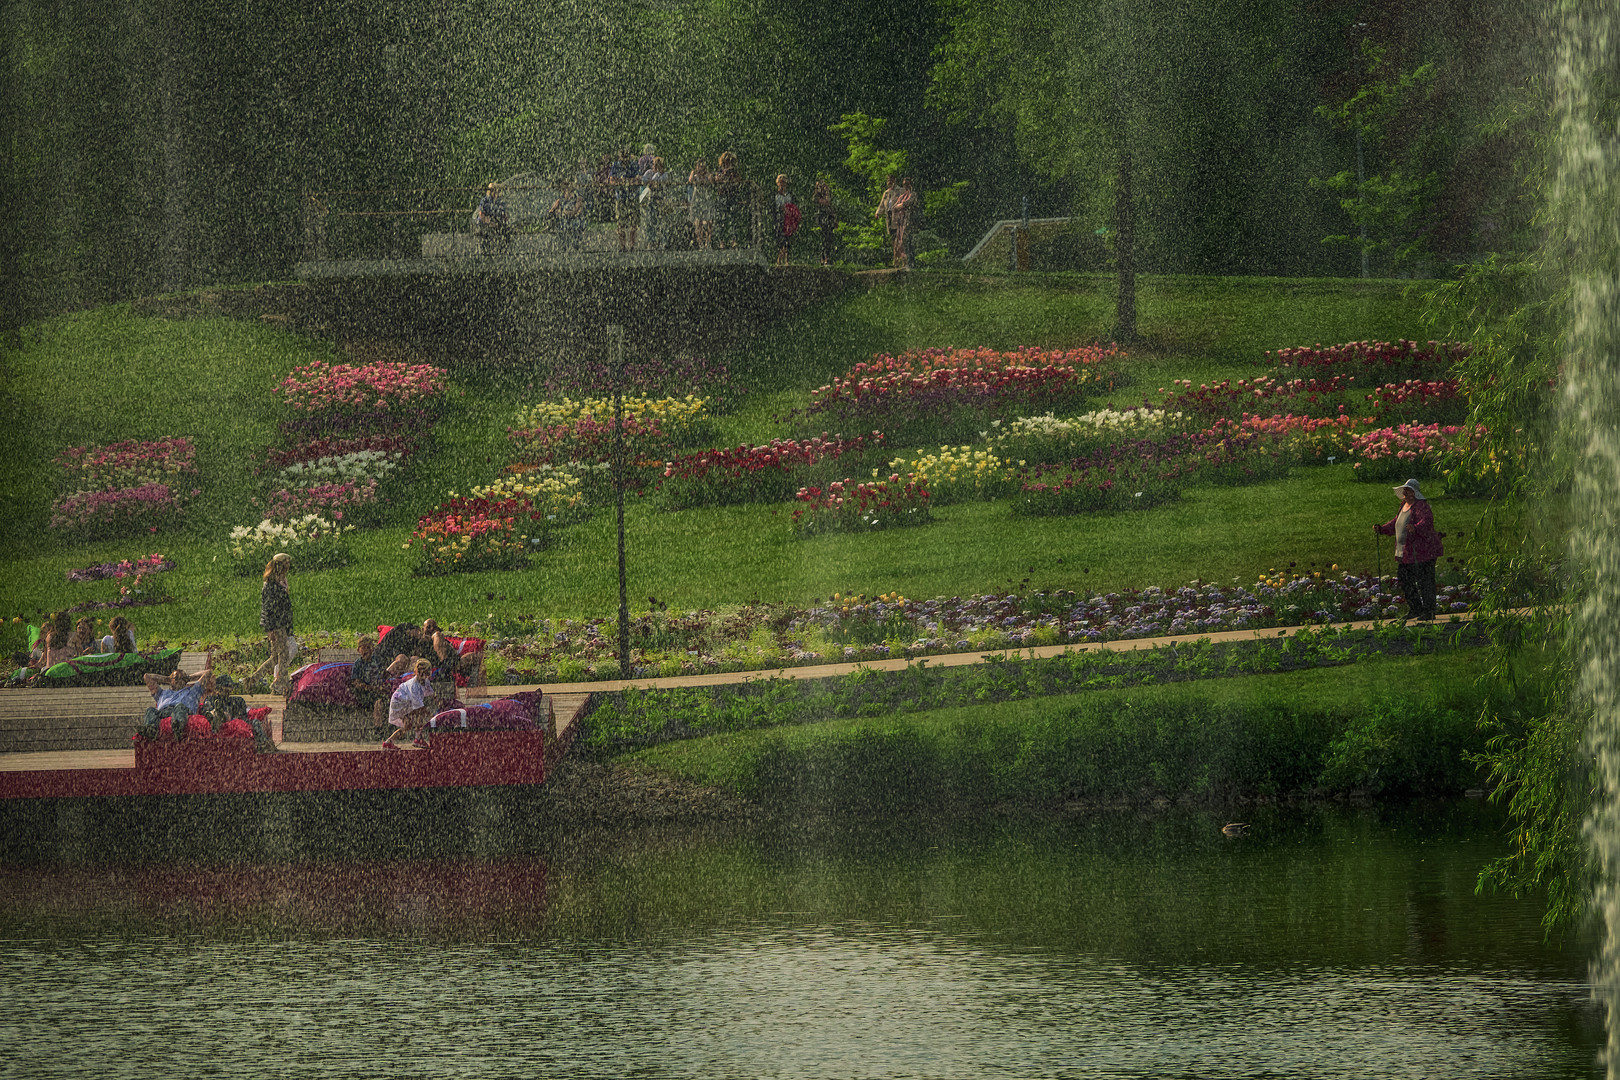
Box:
263 552 466 750
20 612 137 672
470 145 750 256
468 146 915 268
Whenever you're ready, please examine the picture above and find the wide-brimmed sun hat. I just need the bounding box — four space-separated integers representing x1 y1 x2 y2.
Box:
1393 479 1426 499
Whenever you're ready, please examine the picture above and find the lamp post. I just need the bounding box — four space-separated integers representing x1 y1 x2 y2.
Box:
609 323 631 679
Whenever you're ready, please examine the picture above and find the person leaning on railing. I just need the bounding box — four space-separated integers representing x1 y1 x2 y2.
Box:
472 181 512 255
716 151 741 247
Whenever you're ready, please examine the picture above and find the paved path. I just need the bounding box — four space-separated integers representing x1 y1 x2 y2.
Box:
465 613 1478 699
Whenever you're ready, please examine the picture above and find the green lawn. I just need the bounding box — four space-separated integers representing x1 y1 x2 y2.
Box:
615 649 1491 804
0 273 1471 653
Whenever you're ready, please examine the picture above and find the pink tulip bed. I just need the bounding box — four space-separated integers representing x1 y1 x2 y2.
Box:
49 438 202 537
249 360 451 537
1348 423 1490 482
274 360 449 415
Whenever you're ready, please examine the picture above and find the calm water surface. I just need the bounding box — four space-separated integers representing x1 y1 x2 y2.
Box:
0 798 1600 1078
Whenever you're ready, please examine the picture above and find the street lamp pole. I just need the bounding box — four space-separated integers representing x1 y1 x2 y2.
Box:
609 323 631 679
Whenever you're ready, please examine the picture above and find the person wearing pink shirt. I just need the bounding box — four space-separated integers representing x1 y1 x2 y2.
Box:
1374 478 1444 622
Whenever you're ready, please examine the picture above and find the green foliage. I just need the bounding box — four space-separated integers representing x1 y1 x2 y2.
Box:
621 654 1490 809
1312 45 1443 268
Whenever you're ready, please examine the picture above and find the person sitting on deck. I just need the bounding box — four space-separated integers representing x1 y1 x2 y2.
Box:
140 653 217 741
66 617 98 659
99 615 136 656
472 181 512 255
350 634 406 729
380 658 438 750
35 612 76 670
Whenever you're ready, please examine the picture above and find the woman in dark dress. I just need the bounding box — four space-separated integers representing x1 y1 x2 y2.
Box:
260 553 293 694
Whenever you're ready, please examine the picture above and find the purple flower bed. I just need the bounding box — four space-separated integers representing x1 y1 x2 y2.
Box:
65 553 176 583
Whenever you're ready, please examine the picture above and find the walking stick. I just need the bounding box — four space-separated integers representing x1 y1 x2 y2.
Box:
1373 527 1382 599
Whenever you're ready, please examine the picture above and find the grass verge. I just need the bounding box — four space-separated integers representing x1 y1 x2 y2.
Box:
615 651 1490 809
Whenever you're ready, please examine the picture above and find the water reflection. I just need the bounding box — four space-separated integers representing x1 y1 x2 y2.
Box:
0 802 1600 1077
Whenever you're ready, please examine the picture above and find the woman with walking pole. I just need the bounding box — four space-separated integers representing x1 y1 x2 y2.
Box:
1373 478 1443 623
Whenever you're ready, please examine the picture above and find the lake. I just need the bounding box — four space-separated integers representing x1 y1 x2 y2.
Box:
0 796 1599 1078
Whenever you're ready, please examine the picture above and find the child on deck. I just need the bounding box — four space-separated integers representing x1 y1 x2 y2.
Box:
381 659 437 750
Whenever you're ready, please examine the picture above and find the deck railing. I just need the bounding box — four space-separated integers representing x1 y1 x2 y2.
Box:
302 175 767 263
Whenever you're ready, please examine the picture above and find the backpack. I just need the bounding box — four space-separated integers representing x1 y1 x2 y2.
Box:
783 201 801 237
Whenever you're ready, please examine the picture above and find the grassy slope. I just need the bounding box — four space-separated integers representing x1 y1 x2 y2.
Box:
618 649 1489 800
0 274 1464 650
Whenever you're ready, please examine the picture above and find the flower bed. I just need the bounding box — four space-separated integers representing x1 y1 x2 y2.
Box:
1263 339 1467 379
257 478 380 523
54 437 198 492
1157 375 1359 419
470 565 1482 684
406 493 543 576
983 409 1184 464
885 445 1012 504
791 476 932 536
65 553 176 583
276 449 403 486
536 356 744 413
49 482 192 536
1211 412 1371 464
1348 423 1489 482
226 516 355 575
468 474 588 529
264 432 424 469
507 416 672 481
658 433 887 508
275 360 449 415
797 346 1123 441
513 395 710 447
1362 378 1467 424
50 437 201 537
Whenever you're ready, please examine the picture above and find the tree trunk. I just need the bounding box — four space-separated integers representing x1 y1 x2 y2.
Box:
1112 147 1136 342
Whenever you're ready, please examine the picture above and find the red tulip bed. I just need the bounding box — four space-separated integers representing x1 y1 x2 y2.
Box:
1016 339 1481 514
792 345 1124 443
658 433 888 509
790 475 933 536
406 494 541 576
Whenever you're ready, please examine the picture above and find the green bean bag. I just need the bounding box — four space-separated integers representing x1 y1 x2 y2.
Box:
39 648 183 687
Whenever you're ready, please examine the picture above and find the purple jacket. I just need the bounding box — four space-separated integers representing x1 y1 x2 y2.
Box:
1376 499 1443 564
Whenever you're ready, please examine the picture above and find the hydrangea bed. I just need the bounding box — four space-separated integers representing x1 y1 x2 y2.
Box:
791 476 932 536
65 553 176 583
799 346 1122 430
226 516 354 575
274 361 449 414
659 433 887 508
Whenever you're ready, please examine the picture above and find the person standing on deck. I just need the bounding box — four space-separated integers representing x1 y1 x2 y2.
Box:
1374 478 1444 623
261 553 294 695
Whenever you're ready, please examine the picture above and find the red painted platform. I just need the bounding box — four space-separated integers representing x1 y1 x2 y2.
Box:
0 730 546 800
